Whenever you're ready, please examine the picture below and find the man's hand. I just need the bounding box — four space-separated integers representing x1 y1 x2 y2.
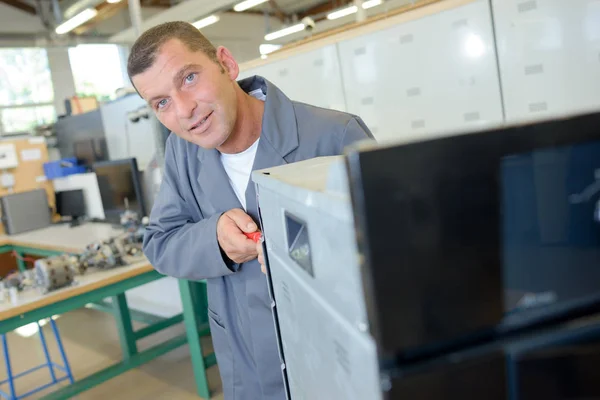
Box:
257 241 266 274
217 209 259 264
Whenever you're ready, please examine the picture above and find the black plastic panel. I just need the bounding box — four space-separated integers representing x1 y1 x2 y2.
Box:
387 316 600 400
346 111 600 358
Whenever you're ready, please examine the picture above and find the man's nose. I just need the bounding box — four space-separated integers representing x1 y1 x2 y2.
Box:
174 92 196 119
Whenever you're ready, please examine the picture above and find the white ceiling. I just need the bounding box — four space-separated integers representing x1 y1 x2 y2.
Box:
92 7 164 35
0 0 415 63
253 0 325 15
0 2 45 34
110 0 239 42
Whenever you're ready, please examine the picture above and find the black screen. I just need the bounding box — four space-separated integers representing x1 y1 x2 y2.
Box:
56 190 86 218
93 159 145 221
502 141 600 315
346 110 600 357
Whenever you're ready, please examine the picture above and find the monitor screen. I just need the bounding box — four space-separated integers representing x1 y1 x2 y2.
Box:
56 190 86 218
345 110 600 357
93 158 146 221
502 140 600 316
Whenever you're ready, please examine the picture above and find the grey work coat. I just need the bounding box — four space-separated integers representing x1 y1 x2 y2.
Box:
143 75 373 400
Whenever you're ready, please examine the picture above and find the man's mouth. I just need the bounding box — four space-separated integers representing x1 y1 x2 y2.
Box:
189 111 214 131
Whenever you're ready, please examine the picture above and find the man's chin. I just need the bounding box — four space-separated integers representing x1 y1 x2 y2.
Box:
188 133 225 150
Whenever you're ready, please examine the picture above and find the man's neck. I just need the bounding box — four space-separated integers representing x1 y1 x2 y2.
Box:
218 86 264 154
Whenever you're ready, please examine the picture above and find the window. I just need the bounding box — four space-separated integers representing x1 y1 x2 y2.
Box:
68 44 126 102
0 48 55 135
1 106 56 133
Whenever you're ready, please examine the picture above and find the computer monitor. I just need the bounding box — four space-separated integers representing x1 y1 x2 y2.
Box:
56 189 86 227
92 158 146 222
345 110 600 358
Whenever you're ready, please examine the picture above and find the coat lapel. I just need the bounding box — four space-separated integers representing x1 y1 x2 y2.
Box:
243 77 299 219
194 76 299 218
196 147 243 213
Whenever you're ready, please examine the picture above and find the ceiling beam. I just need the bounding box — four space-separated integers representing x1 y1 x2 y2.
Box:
267 0 287 22
298 0 353 19
141 0 171 8
0 0 37 15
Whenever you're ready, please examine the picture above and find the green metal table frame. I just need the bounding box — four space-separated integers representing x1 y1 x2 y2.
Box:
0 245 216 399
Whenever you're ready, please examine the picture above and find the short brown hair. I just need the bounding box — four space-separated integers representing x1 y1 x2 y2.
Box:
127 21 219 78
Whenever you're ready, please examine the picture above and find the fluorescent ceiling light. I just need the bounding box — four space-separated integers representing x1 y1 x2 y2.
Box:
107 0 122 3
264 23 305 41
234 0 269 12
192 15 220 29
55 8 98 35
327 0 383 20
363 0 383 9
327 5 358 20
259 43 282 55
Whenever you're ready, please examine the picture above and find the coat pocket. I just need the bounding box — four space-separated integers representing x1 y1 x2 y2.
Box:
208 309 235 399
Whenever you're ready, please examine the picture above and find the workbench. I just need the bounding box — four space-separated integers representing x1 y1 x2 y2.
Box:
0 223 215 399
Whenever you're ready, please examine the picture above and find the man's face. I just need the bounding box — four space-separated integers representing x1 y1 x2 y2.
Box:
132 39 239 149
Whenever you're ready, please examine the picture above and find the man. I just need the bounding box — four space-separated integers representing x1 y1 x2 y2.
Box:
128 21 373 400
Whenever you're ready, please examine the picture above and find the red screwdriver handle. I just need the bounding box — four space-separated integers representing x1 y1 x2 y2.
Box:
244 231 262 243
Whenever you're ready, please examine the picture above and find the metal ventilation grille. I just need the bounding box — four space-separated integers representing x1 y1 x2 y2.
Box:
361 97 375 106
333 340 351 374
407 87 421 97
453 19 468 29
281 280 292 303
529 102 548 113
412 119 426 129
525 64 544 75
518 0 537 13
354 47 367 56
400 34 414 44
464 112 481 122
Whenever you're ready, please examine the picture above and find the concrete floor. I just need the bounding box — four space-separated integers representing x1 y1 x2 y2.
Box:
0 308 224 399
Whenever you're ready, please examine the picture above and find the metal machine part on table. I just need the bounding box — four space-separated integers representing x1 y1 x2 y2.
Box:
251 110 600 400
32 211 148 294
73 214 147 274
34 254 79 294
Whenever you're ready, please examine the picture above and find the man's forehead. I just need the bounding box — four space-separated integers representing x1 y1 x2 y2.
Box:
134 41 206 100
156 39 210 64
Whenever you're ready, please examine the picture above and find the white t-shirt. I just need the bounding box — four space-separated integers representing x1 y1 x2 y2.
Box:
219 88 266 210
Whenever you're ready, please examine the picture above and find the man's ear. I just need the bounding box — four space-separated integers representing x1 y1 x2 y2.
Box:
216 46 239 81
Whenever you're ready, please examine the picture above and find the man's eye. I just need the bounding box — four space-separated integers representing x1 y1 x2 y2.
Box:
185 73 196 83
157 99 168 109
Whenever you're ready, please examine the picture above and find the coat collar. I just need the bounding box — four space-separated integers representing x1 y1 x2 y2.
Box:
195 75 298 216
238 75 299 159
196 75 299 163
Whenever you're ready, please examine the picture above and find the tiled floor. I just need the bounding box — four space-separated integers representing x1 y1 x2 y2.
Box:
0 308 224 399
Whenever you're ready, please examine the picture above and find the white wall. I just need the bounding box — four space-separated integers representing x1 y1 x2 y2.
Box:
240 0 600 143
339 0 504 141
240 44 347 112
492 0 600 123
